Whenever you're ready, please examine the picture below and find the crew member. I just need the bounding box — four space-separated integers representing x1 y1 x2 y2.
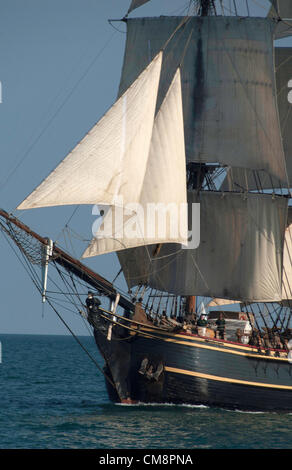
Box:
197 314 208 336
86 291 101 318
216 313 226 340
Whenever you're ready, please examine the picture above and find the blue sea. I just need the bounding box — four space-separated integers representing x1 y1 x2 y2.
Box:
0 334 291 449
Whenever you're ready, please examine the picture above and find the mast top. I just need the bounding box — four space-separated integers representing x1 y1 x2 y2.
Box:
197 0 216 16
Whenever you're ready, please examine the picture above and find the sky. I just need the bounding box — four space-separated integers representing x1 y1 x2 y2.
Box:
0 0 290 336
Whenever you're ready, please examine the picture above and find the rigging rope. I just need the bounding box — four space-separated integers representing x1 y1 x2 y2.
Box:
0 223 116 388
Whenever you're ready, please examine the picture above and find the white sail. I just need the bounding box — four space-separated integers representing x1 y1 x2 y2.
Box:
241 212 292 306
83 69 188 258
282 224 292 301
128 0 151 14
198 302 207 316
118 192 288 303
17 53 162 210
220 46 292 192
275 47 292 189
119 17 288 185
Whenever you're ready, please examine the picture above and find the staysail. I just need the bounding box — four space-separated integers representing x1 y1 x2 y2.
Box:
118 192 288 302
83 68 188 257
18 53 163 210
119 17 288 185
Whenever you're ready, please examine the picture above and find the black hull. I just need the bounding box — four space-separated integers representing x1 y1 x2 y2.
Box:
92 318 292 411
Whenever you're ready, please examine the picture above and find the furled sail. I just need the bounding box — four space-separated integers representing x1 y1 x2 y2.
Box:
118 192 288 302
219 167 273 192
17 53 162 210
221 47 292 191
207 298 241 308
83 68 188 258
127 0 151 14
119 17 288 184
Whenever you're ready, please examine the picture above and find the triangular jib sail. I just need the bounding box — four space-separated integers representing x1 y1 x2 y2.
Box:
83 68 188 258
18 53 163 210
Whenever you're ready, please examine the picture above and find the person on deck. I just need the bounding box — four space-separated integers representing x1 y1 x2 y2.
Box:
197 314 208 336
86 291 101 319
216 313 226 340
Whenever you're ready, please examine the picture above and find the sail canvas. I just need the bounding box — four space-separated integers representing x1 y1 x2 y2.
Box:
18 53 163 210
83 69 188 258
119 17 288 185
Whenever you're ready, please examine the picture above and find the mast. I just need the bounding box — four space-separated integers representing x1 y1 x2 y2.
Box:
185 0 215 316
198 0 216 16
116 12 289 305
186 295 196 314
7 1 291 326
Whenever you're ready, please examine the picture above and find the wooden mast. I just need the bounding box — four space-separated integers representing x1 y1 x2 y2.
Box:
186 295 196 314
184 0 215 316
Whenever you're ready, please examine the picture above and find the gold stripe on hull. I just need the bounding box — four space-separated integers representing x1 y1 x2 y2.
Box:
165 366 292 391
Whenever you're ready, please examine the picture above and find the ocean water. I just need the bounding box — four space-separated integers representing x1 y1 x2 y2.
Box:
0 334 291 449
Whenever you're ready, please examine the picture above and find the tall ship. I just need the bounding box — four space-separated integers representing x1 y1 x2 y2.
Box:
1 0 292 411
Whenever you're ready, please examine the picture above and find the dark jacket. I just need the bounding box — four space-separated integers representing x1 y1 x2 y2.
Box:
216 319 226 331
86 296 101 314
197 318 208 327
